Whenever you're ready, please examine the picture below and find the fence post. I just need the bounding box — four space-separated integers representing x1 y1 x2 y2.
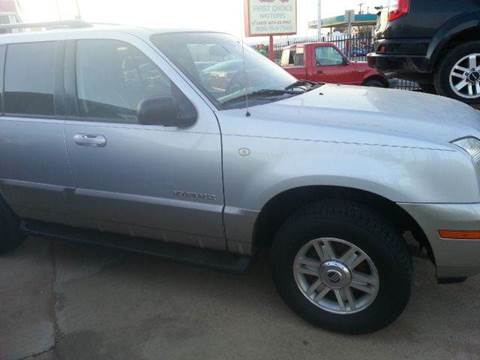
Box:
269 35 275 61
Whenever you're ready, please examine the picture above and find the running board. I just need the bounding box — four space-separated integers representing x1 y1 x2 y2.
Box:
22 220 251 273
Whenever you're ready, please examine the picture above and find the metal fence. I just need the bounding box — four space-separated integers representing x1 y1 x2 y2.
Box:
265 33 419 91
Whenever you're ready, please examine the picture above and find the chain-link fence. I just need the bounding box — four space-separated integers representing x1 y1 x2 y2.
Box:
258 33 420 91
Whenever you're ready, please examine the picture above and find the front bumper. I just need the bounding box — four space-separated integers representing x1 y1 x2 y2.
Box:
400 203 480 280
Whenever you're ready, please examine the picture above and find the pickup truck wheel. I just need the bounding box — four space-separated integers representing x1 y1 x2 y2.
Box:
271 200 412 334
434 41 480 105
0 199 25 254
362 78 386 88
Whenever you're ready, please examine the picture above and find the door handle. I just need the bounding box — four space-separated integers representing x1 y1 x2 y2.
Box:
73 134 107 147
317 70 324 74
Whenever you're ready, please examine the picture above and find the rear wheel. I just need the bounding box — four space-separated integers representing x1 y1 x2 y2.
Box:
434 41 480 105
271 200 412 334
0 198 25 254
362 78 387 88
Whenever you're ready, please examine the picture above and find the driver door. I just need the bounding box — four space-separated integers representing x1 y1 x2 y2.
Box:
62 36 226 250
313 45 351 84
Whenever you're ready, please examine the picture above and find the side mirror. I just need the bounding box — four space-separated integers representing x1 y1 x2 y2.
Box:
137 96 196 128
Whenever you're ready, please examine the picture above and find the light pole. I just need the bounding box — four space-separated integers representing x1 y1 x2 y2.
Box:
55 0 61 20
317 0 322 40
74 0 82 20
359 2 364 14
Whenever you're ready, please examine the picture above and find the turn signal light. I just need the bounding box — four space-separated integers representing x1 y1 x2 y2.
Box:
389 0 410 22
439 230 480 240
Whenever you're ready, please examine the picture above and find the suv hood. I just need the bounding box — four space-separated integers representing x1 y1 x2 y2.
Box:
250 84 480 146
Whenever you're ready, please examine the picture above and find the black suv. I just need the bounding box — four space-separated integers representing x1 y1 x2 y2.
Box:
368 0 480 105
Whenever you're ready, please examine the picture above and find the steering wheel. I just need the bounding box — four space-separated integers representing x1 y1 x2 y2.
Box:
225 71 248 95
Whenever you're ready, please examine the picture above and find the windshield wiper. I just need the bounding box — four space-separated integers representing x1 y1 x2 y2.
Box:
250 89 304 96
221 88 302 107
285 80 325 91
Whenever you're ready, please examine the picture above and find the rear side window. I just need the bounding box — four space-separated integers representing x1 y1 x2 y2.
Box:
281 48 304 67
75 40 173 123
4 42 57 116
291 47 304 66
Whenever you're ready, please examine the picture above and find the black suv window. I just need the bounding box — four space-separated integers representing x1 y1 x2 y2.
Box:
4 41 57 116
76 40 173 123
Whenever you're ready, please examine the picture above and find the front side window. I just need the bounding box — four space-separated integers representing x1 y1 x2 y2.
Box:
76 40 173 123
315 46 345 66
151 32 299 108
4 41 57 116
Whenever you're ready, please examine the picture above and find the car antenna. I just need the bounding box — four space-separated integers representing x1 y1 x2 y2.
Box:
240 35 251 117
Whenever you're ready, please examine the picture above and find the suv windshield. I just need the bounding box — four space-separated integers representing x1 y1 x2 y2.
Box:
151 32 303 109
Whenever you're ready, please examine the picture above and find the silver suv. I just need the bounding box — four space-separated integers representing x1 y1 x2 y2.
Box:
1 21 480 334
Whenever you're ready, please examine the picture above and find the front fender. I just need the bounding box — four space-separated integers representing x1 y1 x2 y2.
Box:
227 141 479 211
222 134 479 254
221 134 479 250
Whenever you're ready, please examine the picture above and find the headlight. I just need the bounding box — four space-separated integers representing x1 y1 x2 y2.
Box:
452 137 480 162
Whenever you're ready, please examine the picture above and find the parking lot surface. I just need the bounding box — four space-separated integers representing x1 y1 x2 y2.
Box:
1 237 480 360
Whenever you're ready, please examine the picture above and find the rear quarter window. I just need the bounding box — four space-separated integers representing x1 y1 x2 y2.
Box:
281 47 304 67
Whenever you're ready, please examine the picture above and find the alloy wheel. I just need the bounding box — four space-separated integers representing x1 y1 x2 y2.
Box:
293 237 379 315
449 53 480 99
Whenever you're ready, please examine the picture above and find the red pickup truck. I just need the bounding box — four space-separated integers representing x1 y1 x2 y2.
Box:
281 42 389 87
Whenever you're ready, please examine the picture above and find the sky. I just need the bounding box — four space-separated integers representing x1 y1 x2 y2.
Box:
18 0 387 37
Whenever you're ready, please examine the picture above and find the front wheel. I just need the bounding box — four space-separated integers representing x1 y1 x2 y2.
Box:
434 41 480 105
271 200 412 334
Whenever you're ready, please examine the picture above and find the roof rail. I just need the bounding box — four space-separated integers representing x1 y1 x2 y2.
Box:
0 20 91 34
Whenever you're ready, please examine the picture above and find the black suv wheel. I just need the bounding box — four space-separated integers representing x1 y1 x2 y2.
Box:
435 41 480 105
271 200 412 334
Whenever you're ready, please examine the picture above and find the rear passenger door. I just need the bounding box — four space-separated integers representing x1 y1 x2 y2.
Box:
62 36 225 250
0 41 73 224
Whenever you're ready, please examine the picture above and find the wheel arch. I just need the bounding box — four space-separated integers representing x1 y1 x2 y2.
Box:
429 15 480 70
253 185 433 261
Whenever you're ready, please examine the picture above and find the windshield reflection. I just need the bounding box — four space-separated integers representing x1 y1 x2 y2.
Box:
151 32 299 108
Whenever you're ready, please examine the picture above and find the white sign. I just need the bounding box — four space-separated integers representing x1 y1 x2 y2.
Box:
245 0 297 37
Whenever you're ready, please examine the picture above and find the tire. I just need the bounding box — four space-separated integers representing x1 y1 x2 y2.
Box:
0 197 25 254
271 200 412 334
434 41 480 105
362 78 387 88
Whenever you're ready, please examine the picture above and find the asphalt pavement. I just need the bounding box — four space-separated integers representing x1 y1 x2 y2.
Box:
1 237 480 360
